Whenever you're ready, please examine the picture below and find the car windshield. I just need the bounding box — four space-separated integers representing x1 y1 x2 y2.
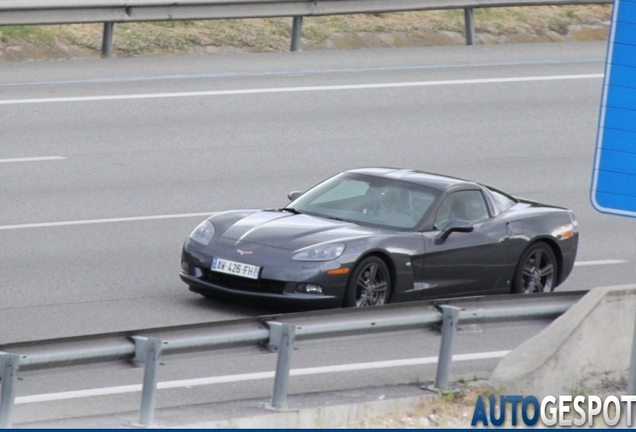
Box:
288 173 439 230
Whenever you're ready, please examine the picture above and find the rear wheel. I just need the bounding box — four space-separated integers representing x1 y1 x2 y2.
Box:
512 242 558 294
343 256 391 307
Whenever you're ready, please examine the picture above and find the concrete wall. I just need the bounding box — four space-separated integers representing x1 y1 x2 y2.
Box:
490 284 636 397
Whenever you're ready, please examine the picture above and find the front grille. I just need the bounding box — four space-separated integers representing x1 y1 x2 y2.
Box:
202 270 287 294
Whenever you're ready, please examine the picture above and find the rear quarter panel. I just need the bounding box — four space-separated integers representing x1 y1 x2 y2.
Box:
503 201 579 286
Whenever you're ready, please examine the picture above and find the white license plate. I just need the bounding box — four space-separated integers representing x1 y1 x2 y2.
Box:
211 257 261 279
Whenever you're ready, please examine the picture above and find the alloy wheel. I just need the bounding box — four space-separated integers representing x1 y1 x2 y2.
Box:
520 248 555 293
354 261 389 307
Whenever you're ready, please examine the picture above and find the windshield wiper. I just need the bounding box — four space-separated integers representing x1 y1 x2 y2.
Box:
323 215 345 222
281 207 302 214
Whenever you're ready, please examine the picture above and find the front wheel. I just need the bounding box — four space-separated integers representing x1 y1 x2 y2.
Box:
511 242 558 294
343 256 391 307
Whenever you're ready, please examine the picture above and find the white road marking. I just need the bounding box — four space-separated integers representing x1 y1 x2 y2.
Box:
15 350 509 404
0 217 629 267
0 217 629 266
0 74 602 106
574 260 627 266
0 212 215 231
0 156 66 163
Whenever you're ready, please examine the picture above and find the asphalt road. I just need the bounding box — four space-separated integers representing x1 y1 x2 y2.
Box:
1 41 633 345
1 40 634 426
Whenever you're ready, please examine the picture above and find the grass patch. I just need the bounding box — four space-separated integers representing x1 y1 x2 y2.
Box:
0 25 57 44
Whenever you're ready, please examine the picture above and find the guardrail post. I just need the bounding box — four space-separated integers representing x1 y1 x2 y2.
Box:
265 322 296 410
464 8 475 45
0 353 20 429
290 16 303 52
435 305 461 390
131 337 163 427
102 22 114 57
628 309 636 394
422 305 461 393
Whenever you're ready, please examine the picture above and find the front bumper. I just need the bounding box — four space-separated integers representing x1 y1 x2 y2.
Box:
180 272 341 309
180 240 349 309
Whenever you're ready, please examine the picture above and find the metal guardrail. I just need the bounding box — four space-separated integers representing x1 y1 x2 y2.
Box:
0 0 613 56
0 291 585 428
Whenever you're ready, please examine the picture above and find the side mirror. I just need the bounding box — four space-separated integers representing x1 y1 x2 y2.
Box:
288 191 303 201
435 220 474 244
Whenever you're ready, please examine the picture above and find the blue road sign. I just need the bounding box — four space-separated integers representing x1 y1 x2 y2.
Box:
591 0 636 218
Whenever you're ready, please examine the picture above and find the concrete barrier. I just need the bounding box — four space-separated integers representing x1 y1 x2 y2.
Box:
489 284 636 397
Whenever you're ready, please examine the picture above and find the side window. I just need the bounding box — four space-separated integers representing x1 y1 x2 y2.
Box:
434 190 490 229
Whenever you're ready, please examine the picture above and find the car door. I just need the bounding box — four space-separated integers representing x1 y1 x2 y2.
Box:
416 190 510 298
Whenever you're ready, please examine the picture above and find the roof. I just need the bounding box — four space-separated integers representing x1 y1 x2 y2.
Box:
345 167 479 192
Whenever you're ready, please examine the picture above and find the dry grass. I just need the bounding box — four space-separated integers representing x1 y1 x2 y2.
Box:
344 384 494 428
0 5 612 59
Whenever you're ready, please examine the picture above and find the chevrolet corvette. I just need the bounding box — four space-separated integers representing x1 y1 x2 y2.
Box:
180 168 578 309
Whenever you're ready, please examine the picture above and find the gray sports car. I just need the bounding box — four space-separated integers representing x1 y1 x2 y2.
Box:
180 168 579 309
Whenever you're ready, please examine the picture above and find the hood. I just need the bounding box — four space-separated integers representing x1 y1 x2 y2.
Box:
220 210 378 249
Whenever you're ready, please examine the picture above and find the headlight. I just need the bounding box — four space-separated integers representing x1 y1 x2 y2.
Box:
291 243 345 261
189 220 215 245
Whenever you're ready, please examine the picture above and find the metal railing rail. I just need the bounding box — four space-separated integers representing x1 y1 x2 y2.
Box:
0 0 612 56
0 291 585 428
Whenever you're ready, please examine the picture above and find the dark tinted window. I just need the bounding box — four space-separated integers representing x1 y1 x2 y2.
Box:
434 190 489 229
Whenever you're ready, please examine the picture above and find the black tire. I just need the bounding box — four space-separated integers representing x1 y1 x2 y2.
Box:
343 256 391 307
511 242 558 294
